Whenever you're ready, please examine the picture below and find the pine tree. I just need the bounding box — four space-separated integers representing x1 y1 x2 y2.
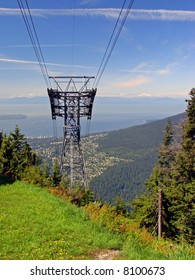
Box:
168 89 195 242
0 132 3 148
133 90 195 243
0 126 38 179
132 120 176 238
9 126 30 178
158 119 175 191
52 158 61 186
185 88 195 141
0 134 12 177
132 166 160 232
169 181 195 243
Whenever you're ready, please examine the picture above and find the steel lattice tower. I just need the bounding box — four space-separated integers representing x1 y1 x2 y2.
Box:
48 76 96 188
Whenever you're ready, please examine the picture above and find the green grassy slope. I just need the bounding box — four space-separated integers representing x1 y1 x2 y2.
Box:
1 181 193 260
0 181 122 260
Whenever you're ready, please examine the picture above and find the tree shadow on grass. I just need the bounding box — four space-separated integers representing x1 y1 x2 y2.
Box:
0 175 15 186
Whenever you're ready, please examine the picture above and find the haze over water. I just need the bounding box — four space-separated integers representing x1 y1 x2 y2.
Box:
0 96 187 137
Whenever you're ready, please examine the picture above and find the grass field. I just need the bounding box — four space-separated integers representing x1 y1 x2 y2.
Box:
0 181 122 260
0 181 194 260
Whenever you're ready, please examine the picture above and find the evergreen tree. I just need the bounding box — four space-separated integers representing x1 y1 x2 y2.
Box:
168 90 194 187
52 158 61 186
169 181 195 243
9 126 31 178
168 89 195 242
158 119 175 190
132 89 195 243
0 134 12 177
172 88 195 183
185 88 195 141
132 120 176 238
0 132 3 148
0 126 38 179
42 160 50 179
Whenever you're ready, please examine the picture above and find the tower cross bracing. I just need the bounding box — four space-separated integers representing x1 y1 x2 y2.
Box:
48 76 96 188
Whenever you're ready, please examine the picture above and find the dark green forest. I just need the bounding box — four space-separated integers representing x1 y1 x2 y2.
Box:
91 153 157 203
91 112 185 203
95 112 185 158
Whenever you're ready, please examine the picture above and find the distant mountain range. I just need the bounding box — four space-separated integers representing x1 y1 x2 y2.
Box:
0 96 187 136
0 95 186 104
90 112 186 203
0 96 48 104
0 114 27 120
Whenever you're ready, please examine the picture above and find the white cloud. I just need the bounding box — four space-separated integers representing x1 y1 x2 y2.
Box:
130 9 195 22
138 93 153 97
130 63 156 74
115 76 152 88
0 44 74 48
0 57 95 69
80 0 99 5
1 8 195 21
156 69 171 75
0 44 104 53
0 57 44 65
120 62 178 76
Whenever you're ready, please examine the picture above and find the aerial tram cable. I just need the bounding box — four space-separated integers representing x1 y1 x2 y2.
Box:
17 0 58 140
93 0 127 88
93 0 135 88
84 0 129 138
87 0 134 138
17 0 51 88
17 0 135 100
24 0 51 88
71 0 76 76
88 0 134 137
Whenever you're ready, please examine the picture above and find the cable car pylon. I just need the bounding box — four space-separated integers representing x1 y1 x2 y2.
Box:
48 76 97 188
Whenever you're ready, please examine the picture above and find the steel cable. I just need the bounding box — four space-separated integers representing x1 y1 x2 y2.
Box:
93 0 135 88
17 0 51 88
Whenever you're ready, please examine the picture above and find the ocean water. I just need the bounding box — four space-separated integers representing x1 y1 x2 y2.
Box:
0 96 186 137
0 114 150 137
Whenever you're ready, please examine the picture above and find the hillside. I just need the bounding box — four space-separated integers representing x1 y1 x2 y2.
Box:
90 113 186 203
0 181 193 260
95 113 185 158
27 112 186 203
0 181 122 260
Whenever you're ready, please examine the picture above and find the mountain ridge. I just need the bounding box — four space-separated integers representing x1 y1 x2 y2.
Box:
90 112 186 203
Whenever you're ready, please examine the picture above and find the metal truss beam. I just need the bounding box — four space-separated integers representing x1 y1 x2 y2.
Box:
48 76 96 188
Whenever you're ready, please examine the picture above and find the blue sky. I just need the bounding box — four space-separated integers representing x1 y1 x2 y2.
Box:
0 0 195 100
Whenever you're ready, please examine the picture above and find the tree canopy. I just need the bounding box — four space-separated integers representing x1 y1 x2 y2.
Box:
0 126 38 179
132 89 195 243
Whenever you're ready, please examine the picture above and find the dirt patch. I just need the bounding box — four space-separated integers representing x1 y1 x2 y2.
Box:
89 249 121 260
